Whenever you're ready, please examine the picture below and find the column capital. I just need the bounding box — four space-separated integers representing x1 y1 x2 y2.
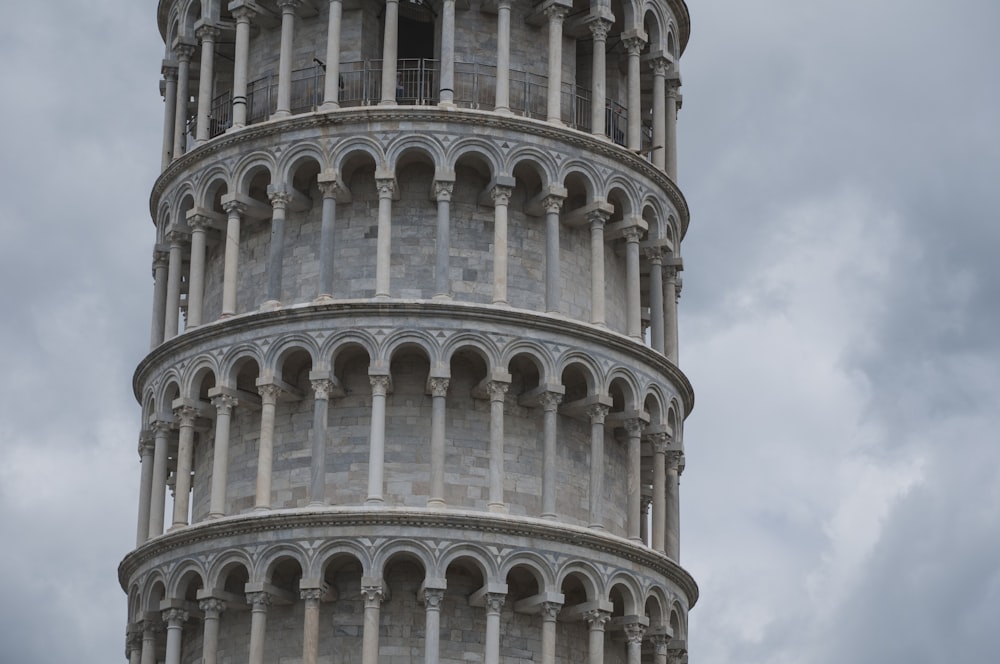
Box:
126 624 144 653
667 644 688 664
311 378 336 400
487 380 510 402
650 56 671 77
369 374 392 396
360 584 384 608
138 431 156 457
586 207 611 227
161 607 189 624
230 1 260 21
587 17 612 42
428 377 450 398
166 226 190 245
152 418 174 435
490 184 513 207
643 245 665 264
434 180 454 202
375 178 397 199
539 391 563 412
161 61 179 79
187 213 215 232
246 591 272 609
173 403 199 424
211 392 238 414
624 417 644 437
173 40 197 62
152 247 170 269
650 633 671 654
583 608 611 628
222 198 247 216
540 601 562 621
541 193 565 214
257 382 284 403
422 588 445 609
623 35 646 56
195 23 221 42
300 588 324 602
666 77 683 98
317 175 343 199
587 403 610 425
622 225 644 244
624 622 647 645
277 0 303 10
646 431 669 452
199 597 226 615
543 4 570 22
665 450 685 472
484 592 506 614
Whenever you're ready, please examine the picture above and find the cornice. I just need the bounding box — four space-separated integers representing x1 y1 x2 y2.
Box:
119 507 699 606
149 107 691 239
133 300 695 416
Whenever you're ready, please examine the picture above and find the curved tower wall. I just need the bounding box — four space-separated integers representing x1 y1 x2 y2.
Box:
122 2 694 663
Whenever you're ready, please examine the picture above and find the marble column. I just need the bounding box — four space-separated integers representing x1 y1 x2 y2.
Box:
422 588 445 664
136 433 156 546
649 433 667 553
173 42 196 158
666 78 681 181
149 421 171 538
494 0 512 113
195 24 220 143
428 377 449 508
588 403 609 529
221 199 246 316
625 623 646 664
301 588 323 664
254 384 282 511
247 591 272 664
309 379 334 505
186 214 210 327
665 451 683 561
645 248 665 353
150 249 169 349
588 19 611 137
199 598 225 664
366 375 391 504
624 225 643 339
360 584 384 664
139 618 161 664
171 404 198 528
584 609 611 664
316 175 341 300
542 193 564 312
273 0 301 118
265 187 291 307
491 185 513 305
230 5 255 129
439 0 456 106
540 601 562 664
544 5 568 124
434 180 454 298
625 419 643 542
161 608 188 664
540 391 562 519
641 496 652 545
160 63 178 169
379 0 399 104
163 227 187 340
320 0 343 110
127 624 143 664
650 58 669 171
208 393 237 518
484 592 506 664
588 208 610 326
664 266 679 363
374 178 396 298
651 633 670 664
487 380 510 513
667 644 688 664
623 36 646 152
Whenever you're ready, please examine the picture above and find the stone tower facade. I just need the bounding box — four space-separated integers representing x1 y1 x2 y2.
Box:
121 2 694 663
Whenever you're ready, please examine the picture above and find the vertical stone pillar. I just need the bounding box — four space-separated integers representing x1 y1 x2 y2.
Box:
491 185 513 305
366 374 391 504
186 214 210 327
360 583 384 664
195 24 220 143
127 624 143 664
588 403 609 529
140 618 161 664
542 194 564 312
625 419 643 542
230 5 255 129
588 208 610 326
149 249 169 349
484 592 506 664
161 608 188 664
422 588 445 664
439 0 456 106
641 496 652 545
380 0 400 105
265 187 291 307
664 266 679 363
645 248 665 353
487 380 510 513
149 421 171 538
321 0 344 110
254 383 282 511
667 643 688 664
273 0 301 118
427 377 449 508
651 633 670 664
666 78 681 181
246 591 272 664
650 433 667 553
163 227 187 340
584 609 611 664
160 63 178 169
374 177 396 298
208 393 237 518
625 623 646 664
135 433 155 546
434 179 454 298
665 451 684 561
309 378 334 506
624 225 643 338
544 5 568 124
650 58 669 171
199 598 225 664
540 391 562 519
221 199 245 316
494 0 512 114
623 35 645 151
173 42 196 159
588 20 611 137
301 588 323 664
540 601 561 664
170 404 198 528
316 174 341 300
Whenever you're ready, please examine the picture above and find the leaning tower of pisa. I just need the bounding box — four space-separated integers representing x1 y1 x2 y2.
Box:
121 1 694 663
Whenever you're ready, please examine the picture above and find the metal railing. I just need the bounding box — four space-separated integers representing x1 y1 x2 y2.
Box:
206 60 651 156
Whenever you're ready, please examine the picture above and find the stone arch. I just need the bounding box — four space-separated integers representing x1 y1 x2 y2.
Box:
173 185 197 222
206 552 253 592
386 136 447 172
278 144 328 189
196 168 231 213
559 162 599 204
382 330 439 366
498 552 556 591
332 139 384 175
167 562 207 601
157 377 182 419
668 601 687 640
441 334 501 372
233 153 277 197
155 202 171 244
440 546 497 584
506 349 544 400
556 562 601 602
606 369 641 412
605 180 639 221
128 584 142 623
606 573 642 615
143 575 167 613
640 195 668 239
643 586 669 628
263 335 320 376
219 344 265 387
372 541 435 578
499 340 555 385
557 354 601 400
141 389 156 427
507 148 559 187
180 0 202 37
165 8 180 58
321 331 379 368
315 542 372 580
642 383 667 427
641 2 668 53
258 545 307 586
447 139 503 178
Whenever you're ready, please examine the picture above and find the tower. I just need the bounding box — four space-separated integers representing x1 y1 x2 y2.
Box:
121 1 694 663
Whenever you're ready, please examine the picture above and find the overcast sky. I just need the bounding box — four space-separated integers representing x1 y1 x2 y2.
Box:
1 1 998 662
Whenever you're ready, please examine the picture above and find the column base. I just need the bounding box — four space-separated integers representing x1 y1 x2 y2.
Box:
260 299 281 311
379 100 397 106
426 498 446 509
432 293 453 300
252 505 271 513
488 502 508 514
313 294 335 305
365 497 385 506
318 102 340 112
271 110 292 120
375 293 391 301
540 512 558 520
495 107 513 116
206 512 225 520
588 523 605 530
226 124 246 133
307 500 327 508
